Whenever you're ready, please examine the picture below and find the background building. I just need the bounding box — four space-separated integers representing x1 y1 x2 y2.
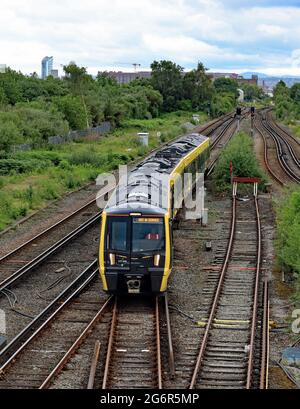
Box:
209 72 258 86
100 71 151 84
50 69 59 78
41 56 53 79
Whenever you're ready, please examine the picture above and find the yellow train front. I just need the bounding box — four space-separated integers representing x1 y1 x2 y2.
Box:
99 132 210 295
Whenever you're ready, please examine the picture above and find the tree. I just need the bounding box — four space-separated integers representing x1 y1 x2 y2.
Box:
183 62 214 110
63 63 93 128
0 68 23 104
241 84 264 102
290 83 300 103
52 95 88 130
273 80 289 100
211 93 236 117
0 121 22 151
19 76 47 101
213 77 239 98
151 60 184 111
273 81 295 121
96 72 118 87
0 86 7 105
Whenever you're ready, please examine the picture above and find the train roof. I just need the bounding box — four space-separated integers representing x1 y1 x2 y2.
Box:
105 132 209 214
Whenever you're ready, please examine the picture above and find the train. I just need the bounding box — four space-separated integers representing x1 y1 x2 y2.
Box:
98 132 210 295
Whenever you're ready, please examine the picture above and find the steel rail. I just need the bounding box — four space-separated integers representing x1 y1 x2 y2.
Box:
102 296 163 389
156 296 163 389
0 212 101 293
260 279 269 389
259 115 300 183
246 195 262 389
0 196 97 265
39 296 113 389
254 118 286 187
206 117 240 176
0 260 99 370
209 117 237 151
189 195 237 389
87 340 101 389
189 191 264 389
266 109 300 147
164 293 175 378
267 117 300 167
102 297 118 389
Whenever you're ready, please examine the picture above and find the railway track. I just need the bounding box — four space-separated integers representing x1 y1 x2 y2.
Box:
41 294 173 389
254 110 300 185
188 182 269 389
0 208 102 345
0 112 234 283
0 261 112 389
0 212 101 291
0 112 239 389
101 296 167 389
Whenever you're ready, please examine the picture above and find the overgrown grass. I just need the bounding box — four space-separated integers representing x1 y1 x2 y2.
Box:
289 123 300 139
212 131 267 193
0 110 205 231
275 185 300 275
275 185 300 301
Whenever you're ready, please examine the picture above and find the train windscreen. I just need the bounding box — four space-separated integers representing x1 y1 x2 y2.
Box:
132 217 165 253
107 216 165 254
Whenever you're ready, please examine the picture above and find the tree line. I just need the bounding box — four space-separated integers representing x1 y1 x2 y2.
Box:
0 60 264 152
273 80 300 121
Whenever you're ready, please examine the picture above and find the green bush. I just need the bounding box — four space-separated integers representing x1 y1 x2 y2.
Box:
14 150 63 165
275 186 300 276
0 121 23 151
68 149 106 167
212 132 266 192
0 158 52 175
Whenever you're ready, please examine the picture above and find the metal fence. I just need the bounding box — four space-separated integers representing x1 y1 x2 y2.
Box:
13 122 111 151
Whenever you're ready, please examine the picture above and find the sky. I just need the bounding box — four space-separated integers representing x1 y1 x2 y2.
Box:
1 0 300 77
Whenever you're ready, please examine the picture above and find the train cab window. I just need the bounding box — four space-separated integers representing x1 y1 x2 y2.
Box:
132 217 165 253
109 217 129 252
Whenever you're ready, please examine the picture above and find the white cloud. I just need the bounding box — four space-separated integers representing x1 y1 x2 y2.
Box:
0 0 299 75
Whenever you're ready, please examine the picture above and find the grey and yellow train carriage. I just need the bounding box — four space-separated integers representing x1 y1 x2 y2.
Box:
99 133 210 295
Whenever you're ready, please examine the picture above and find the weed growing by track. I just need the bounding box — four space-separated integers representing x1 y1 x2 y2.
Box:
212 131 267 193
275 185 300 294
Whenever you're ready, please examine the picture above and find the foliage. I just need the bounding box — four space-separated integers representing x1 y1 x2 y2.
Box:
275 186 300 276
0 60 241 151
241 84 265 102
150 60 184 112
52 95 88 130
0 110 198 230
212 132 266 192
210 78 239 117
213 77 239 98
273 80 300 122
0 104 69 151
182 63 214 111
150 60 218 114
0 121 23 151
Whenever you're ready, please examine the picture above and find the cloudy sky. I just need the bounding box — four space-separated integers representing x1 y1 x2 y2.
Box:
1 0 300 76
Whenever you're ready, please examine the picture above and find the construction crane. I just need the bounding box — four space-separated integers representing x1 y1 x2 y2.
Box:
114 62 141 72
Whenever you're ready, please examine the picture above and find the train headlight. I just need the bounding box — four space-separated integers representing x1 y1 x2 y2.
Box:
154 254 160 267
109 253 116 265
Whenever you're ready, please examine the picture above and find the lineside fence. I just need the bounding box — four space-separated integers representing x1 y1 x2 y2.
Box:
12 121 111 152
